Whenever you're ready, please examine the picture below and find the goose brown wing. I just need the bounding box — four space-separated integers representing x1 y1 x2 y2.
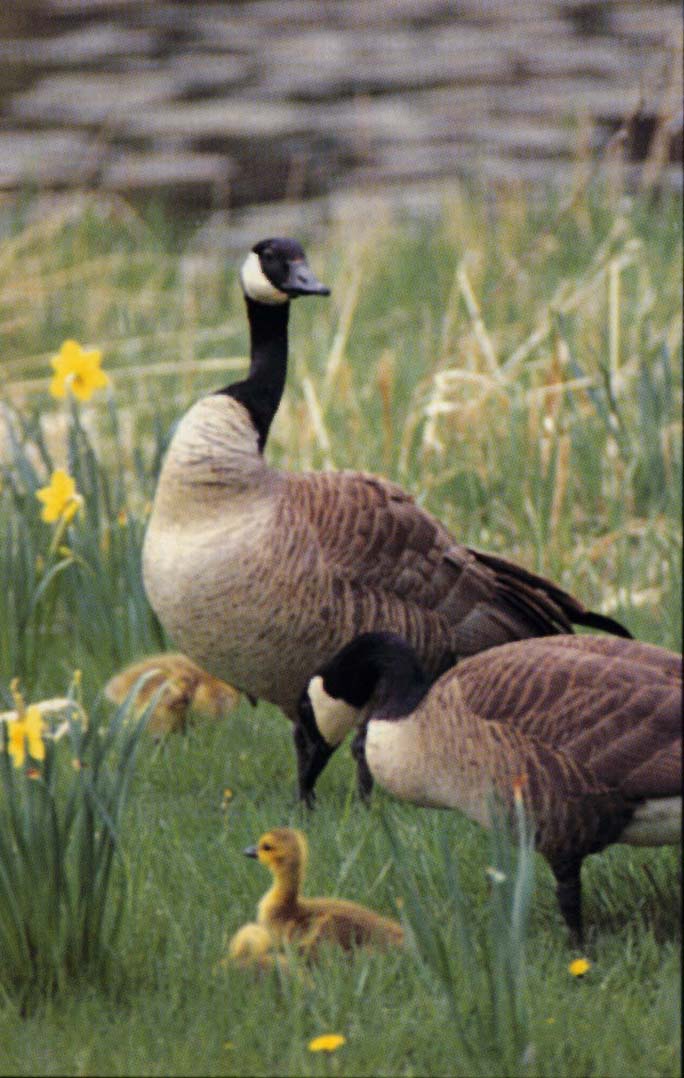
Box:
477 720 638 859
456 637 682 799
283 470 627 652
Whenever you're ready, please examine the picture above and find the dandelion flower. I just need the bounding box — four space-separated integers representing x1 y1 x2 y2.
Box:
36 469 83 524
50 339 109 402
568 957 591 977
7 704 46 769
308 1034 346 1053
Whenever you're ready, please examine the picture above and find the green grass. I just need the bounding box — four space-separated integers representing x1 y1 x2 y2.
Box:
0 177 681 1076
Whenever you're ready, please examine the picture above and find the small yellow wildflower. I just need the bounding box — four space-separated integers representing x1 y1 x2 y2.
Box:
221 787 234 810
50 339 109 402
308 1034 346 1053
568 957 591 977
36 469 83 524
7 704 46 769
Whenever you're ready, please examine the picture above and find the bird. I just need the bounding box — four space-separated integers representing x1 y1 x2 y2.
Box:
298 631 681 942
225 921 281 972
104 653 240 736
142 235 630 799
236 827 404 954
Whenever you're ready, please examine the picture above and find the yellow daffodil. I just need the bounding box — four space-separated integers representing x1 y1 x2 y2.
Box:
7 704 45 769
308 1034 346 1053
568 957 591 977
36 469 83 524
49 339 109 402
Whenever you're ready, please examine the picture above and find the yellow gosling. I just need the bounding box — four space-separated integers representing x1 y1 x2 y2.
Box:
104 653 240 735
227 922 279 972
244 828 404 955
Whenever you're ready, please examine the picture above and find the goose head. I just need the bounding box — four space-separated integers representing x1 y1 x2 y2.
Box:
295 632 429 804
244 827 308 878
240 237 330 305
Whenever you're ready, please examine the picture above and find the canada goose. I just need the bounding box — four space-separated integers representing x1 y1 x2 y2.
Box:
299 632 681 941
142 236 630 799
240 827 404 952
104 653 240 736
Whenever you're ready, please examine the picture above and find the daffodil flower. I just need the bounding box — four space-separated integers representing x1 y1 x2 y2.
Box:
36 469 83 525
308 1034 346 1053
6 701 45 769
49 339 109 402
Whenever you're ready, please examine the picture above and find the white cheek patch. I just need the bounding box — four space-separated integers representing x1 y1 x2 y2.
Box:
240 251 289 305
308 675 360 747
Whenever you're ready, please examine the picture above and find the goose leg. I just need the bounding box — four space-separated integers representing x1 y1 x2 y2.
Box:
351 725 374 805
293 721 335 808
551 855 585 946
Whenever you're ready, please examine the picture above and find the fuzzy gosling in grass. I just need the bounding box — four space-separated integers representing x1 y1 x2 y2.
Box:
226 922 281 972
299 632 682 943
142 235 630 800
105 653 240 736
239 827 404 955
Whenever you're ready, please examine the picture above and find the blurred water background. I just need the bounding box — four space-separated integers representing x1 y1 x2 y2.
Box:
0 0 680 239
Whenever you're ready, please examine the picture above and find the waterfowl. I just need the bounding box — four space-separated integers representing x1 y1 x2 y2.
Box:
226 921 280 972
104 653 240 736
241 827 404 953
142 236 630 799
299 632 682 941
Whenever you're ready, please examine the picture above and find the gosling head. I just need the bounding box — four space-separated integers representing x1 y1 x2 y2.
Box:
240 237 330 305
244 827 308 878
295 632 430 805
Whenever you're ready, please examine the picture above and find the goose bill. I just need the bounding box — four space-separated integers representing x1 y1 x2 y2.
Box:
282 260 330 296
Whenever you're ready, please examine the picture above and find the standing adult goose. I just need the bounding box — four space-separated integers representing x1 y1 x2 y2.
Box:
142 237 630 799
298 632 682 941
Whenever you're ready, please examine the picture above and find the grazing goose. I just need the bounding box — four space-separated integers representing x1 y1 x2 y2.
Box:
299 632 681 941
239 827 404 953
142 236 630 800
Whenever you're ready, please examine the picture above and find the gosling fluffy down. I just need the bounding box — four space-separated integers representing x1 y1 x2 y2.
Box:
235 827 404 959
105 653 240 736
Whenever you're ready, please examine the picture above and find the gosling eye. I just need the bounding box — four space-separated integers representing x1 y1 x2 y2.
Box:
260 842 273 852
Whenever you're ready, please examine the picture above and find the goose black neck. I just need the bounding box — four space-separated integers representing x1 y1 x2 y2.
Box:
329 632 431 720
371 654 430 720
219 297 290 452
